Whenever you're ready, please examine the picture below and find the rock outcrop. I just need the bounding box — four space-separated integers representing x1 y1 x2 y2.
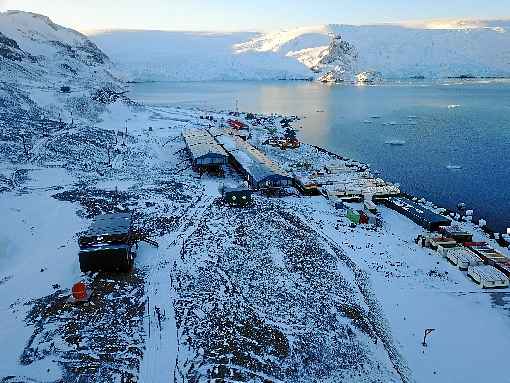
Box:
312 34 359 83
355 71 383 84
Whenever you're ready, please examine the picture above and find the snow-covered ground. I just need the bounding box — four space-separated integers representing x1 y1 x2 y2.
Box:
2 93 510 381
90 21 510 82
296 197 510 383
2 10 510 383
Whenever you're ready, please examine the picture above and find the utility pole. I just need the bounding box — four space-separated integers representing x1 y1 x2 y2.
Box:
106 144 111 167
123 119 128 146
21 135 30 159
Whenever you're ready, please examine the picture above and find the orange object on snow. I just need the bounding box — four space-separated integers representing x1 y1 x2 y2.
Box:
227 119 247 130
72 282 87 300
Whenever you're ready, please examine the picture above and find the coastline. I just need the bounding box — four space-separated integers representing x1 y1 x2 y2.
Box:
1 98 510 382
127 79 510 233
2 8 510 381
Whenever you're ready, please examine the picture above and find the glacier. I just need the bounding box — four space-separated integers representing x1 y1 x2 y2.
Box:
90 22 510 82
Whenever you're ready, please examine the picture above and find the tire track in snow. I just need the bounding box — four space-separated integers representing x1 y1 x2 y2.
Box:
138 193 215 383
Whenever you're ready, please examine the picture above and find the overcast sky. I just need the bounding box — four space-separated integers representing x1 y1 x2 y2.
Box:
1 0 509 32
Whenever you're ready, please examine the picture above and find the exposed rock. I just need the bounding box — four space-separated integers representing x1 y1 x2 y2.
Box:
312 34 358 83
0 11 123 123
356 71 383 84
0 32 23 61
78 40 109 65
91 87 127 104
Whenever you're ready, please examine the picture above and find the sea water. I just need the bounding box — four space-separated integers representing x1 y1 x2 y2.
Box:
129 79 510 232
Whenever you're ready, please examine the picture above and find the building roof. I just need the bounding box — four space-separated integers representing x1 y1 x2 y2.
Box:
216 134 291 185
188 142 228 160
183 128 229 162
209 127 249 138
390 197 451 225
87 213 132 236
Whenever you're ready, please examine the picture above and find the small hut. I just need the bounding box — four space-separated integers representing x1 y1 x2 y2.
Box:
78 213 136 273
223 187 253 207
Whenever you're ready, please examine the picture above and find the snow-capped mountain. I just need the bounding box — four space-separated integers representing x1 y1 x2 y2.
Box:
307 34 359 82
235 23 510 80
0 11 122 116
91 21 510 82
394 18 510 30
89 30 311 82
0 11 119 87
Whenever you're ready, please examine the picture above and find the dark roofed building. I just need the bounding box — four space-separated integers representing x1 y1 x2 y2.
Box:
78 213 136 273
223 187 253 207
386 197 451 231
215 134 293 189
182 129 229 171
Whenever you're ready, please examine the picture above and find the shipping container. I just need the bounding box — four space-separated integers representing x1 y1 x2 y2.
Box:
78 213 136 273
427 236 457 251
364 210 379 225
467 265 509 288
440 225 473 243
386 197 451 231
443 247 483 270
359 211 369 224
346 209 360 224
335 201 345 210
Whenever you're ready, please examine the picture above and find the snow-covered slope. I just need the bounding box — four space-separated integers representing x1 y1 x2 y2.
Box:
91 21 510 82
90 30 312 82
0 11 119 87
0 11 123 121
236 23 510 80
396 18 510 30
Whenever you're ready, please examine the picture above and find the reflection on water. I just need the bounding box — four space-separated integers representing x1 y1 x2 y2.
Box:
129 80 510 232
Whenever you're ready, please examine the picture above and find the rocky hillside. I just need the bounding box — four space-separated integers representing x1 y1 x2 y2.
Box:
0 11 122 117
